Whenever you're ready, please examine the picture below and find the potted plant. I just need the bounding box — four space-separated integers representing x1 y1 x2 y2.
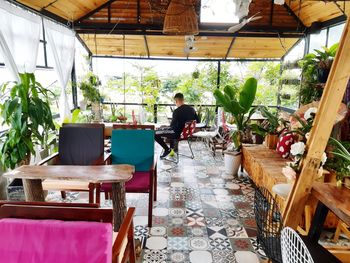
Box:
214 77 257 175
326 137 350 188
79 72 102 121
299 43 338 104
0 73 55 199
250 106 287 149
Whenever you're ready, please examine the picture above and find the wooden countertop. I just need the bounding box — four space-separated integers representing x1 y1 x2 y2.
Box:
4 164 134 183
311 182 350 226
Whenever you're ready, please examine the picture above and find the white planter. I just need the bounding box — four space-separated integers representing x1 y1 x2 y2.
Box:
79 99 87 111
224 151 242 176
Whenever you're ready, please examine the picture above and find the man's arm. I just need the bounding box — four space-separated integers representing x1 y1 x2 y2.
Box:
170 109 179 129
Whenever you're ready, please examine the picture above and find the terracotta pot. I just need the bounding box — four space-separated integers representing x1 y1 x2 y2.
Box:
344 177 350 189
265 134 279 149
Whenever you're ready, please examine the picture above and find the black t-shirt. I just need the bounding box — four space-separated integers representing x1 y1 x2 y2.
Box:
170 104 199 137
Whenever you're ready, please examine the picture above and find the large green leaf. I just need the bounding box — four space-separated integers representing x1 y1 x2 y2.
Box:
224 85 236 100
239 77 257 113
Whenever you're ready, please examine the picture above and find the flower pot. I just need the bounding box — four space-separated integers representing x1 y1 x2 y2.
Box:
79 99 87 111
345 177 350 189
317 68 330 83
265 134 278 149
224 151 242 176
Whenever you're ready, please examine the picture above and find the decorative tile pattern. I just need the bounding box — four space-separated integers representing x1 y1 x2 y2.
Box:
61 142 265 262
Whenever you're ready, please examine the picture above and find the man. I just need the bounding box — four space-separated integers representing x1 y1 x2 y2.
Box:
155 93 199 158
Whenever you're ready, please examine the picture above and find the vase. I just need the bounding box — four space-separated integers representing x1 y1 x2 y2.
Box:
265 134 278 149
224 151 242 176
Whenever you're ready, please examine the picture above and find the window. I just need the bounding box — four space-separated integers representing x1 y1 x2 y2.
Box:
284 39 305 62
309 29 327 53
200 0 239 23
328 23 345 47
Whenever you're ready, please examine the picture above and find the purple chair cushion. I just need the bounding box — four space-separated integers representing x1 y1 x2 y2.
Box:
0 218 112 263
101 171 150 192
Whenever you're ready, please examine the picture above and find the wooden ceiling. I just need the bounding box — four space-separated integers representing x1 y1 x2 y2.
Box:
14 0 348 59
80 34 299 59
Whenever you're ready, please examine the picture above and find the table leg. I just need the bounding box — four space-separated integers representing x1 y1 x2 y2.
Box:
111 182 127 231
22 179 45 201
308 202 329 242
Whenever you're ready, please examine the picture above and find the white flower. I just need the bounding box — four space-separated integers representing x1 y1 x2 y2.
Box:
305 132 310 140
321 152 327 166
304 107 317 120
290 142 306 156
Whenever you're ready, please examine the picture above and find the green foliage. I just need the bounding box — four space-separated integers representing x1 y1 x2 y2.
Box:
79 72 101 103
326 138 350 181
299 43 338 104
214 77 258 151
250 106 287 136
0 73 55 169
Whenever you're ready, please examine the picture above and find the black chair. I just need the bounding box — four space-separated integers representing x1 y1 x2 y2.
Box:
38 124 108 204
254 186 283 263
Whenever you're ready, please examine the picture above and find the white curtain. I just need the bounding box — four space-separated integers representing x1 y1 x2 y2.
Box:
0 0 41 81
44 18 75 122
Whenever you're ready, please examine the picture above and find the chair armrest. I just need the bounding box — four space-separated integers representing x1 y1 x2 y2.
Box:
91 152 112 165
112 207 135 263
0 201 99 208
36 152 59 166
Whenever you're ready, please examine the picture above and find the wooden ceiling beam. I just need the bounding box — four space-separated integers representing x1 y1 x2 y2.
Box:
283 2 307 31
74 0 118 24
270 0 274 26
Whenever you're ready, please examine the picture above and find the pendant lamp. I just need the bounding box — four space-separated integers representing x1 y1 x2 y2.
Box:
163 0 199 35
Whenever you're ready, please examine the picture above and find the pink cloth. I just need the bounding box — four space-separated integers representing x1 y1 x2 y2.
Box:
0 218 112 263
102 171 150 192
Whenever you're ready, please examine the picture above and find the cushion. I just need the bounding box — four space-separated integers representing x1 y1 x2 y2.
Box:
0 218 112 263
101 171 150 192
276 131 294 158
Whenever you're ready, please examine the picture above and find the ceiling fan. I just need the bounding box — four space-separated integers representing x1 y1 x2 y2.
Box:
227 12 263 33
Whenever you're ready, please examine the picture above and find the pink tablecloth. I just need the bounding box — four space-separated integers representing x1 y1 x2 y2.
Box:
0 218 112 263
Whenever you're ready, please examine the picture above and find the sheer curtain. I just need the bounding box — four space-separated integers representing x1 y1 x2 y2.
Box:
0 0 41 81
44 19 75 122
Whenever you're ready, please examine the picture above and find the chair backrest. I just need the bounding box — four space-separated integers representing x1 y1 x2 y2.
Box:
0 204 114 263
59 124 104 165
180 120 196 140
281 227 314 263
254 186 283 262
113 124 155 130
111 129 154 171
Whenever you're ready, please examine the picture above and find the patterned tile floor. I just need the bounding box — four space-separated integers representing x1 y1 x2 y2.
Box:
130 141 267 263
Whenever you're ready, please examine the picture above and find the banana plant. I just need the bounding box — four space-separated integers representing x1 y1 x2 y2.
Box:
213 77 257 151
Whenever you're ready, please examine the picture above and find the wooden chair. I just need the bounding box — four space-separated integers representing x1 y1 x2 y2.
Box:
101 124 156 227
38 123 110 204
0 202 136 263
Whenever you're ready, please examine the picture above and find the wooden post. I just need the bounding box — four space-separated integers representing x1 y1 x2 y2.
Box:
283 18 350 228
111 182 127 231
22 179 45 202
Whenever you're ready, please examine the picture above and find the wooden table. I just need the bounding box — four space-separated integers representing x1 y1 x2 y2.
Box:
308 182 350 242
4 164 134 230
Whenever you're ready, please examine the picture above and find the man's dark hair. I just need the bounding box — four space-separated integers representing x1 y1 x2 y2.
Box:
174 93 184 100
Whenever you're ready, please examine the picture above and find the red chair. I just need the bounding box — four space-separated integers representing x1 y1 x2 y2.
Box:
171 120 196 163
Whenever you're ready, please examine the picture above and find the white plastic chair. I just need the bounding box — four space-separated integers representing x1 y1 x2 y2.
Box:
281 227 314 263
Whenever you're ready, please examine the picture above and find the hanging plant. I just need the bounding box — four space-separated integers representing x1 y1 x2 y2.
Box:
79 72 102 103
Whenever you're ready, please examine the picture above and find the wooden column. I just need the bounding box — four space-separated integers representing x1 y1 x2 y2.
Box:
283 18 350 228
111 182 127 231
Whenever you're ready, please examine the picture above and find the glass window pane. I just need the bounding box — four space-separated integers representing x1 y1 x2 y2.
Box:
328 23 345 47
284 39 305 62
37 43 46 67
0 51 4 64
309 29 327 53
